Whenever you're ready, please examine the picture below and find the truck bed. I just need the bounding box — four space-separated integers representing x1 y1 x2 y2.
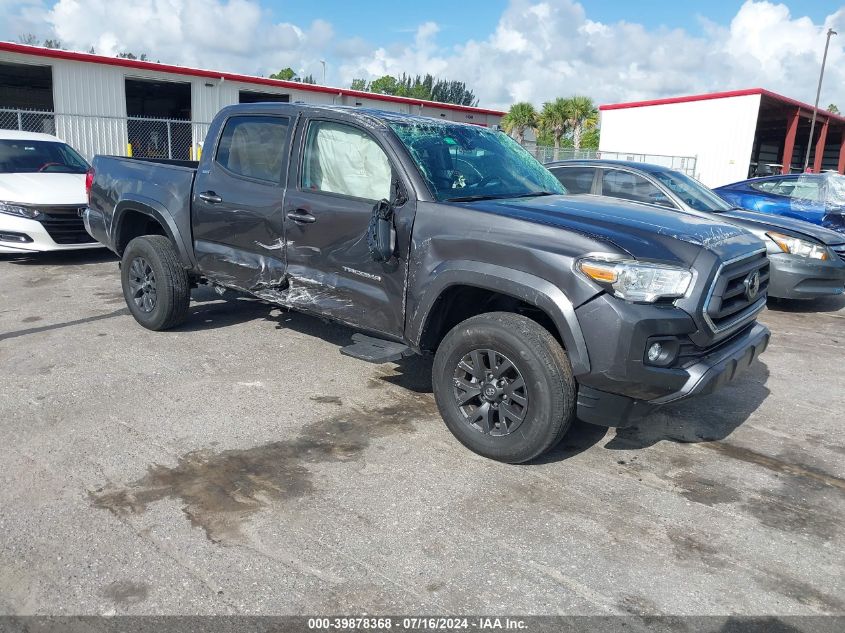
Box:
86 154 198 267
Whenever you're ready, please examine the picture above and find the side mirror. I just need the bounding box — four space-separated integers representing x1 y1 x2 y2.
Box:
367 179 405 262
368 199 396 262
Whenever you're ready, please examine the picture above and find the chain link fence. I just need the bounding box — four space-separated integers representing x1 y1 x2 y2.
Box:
2 108 698 177
523 141 697 177
0 108 210 161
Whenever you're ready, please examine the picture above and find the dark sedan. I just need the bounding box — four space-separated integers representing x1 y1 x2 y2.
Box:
715 173 845 234
547 160 845 300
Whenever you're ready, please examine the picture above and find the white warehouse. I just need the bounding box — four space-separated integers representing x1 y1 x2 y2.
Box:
0 41 504 160
598 88 845 187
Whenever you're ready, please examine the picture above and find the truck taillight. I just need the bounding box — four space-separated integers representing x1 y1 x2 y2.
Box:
85 168 95 200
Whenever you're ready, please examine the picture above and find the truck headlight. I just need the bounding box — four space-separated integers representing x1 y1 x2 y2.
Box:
766 232 829 260
0 202 40 219
577 258 694 303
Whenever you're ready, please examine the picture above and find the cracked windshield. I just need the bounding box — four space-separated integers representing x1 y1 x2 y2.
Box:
389 120 565 202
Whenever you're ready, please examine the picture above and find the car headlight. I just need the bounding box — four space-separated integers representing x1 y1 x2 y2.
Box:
766 232 828 260
576 258 694 303
0 202 40 219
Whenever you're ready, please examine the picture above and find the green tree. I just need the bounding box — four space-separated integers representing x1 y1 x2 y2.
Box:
270 67 297 81
117 52 148 61
300 74 316 84
369 75 400 95
501 102 537 145
565 95 598 150
827 103 840 114
579 126 600 150
538 98 569 157
350 73 477 106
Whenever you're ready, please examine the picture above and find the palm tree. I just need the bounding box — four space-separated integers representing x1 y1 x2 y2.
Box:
501 102 537 145
565 96 599 150
538 98 569 159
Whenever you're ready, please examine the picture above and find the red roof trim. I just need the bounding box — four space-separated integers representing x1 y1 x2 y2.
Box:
0 41 505 117
600 87 845 124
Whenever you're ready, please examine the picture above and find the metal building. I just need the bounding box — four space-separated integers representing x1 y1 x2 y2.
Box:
598 88 845 187
0 41 504 160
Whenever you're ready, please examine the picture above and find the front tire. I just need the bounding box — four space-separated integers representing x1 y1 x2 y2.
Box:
121 235 190 331
432 312 575 463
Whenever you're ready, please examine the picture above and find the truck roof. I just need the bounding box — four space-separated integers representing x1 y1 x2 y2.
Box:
222 102 495 131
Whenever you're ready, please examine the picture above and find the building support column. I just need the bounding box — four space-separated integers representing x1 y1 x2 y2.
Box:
838 134 845 174
813 118 830 173
782 108 800 174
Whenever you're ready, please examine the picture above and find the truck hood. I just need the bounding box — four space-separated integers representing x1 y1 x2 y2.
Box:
460 195 763 266
0 173 87 206
720 208 845 245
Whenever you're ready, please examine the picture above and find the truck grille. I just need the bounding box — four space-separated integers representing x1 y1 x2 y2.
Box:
36 205 96 245
832 244 845 264
704 250 769 333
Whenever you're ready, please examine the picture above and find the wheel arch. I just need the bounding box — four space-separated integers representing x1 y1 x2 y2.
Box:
113 196 194 268
410 261 590 375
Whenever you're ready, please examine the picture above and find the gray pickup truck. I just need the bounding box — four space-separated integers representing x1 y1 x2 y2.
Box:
84 103 770 463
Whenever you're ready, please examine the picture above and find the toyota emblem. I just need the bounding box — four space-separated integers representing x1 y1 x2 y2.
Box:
744 270 761 301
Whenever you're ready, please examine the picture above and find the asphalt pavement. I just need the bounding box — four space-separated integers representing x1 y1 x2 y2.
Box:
0 249 843 617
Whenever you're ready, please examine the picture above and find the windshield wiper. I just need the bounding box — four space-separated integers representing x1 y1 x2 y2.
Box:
445 191 559 202
508 191 559 198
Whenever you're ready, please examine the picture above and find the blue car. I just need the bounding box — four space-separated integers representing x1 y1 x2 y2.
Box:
715 173 845 234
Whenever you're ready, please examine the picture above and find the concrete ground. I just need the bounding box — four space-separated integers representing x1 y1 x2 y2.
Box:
0 249 843 617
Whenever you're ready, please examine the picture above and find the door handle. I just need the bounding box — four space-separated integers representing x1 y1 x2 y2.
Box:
198 191 223 204
286 209 316 224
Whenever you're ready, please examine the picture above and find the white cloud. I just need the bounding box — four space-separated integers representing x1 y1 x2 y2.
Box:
1 0 844 111
338 0 845 110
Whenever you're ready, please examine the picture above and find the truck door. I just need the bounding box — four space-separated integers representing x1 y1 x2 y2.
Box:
282 117 413 337
192 114 292 291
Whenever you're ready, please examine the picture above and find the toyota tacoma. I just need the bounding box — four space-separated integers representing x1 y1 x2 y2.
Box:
84 104 771 463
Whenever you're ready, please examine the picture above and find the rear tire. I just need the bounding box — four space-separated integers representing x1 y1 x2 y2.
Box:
432 312 575 463
121 235 190 331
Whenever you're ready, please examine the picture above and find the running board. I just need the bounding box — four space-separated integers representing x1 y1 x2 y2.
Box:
340 333 413 364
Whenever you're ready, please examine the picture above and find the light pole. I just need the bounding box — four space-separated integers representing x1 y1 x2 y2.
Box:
320 60 326 85
803 27 837 172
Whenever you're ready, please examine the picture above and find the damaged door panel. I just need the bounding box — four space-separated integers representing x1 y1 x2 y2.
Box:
280 117 413 336
192 114 291 291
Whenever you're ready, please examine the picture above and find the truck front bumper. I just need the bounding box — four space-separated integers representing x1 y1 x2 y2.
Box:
577 323 769 427
573 292 771 427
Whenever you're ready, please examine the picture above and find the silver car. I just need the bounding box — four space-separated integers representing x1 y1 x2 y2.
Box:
547 159 845 300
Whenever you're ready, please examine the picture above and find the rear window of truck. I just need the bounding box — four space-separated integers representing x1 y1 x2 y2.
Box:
215 115 289 183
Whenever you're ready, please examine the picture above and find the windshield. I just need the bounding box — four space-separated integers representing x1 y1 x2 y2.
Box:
388 120 565 201
651 169 732 212
0 139 89 174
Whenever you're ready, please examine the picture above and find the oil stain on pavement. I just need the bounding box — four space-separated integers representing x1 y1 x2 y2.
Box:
90 395 435 543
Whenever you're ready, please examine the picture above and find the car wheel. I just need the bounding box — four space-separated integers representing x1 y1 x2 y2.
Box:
432 311 575 463
121 235 190 331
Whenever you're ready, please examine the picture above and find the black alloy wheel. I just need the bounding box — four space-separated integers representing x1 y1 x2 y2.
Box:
452 348 529 436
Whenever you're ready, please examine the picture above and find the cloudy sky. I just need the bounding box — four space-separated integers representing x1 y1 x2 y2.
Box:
2 0 844 111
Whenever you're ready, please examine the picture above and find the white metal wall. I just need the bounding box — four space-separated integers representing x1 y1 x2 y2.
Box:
598 94 762 187
0 49 502 127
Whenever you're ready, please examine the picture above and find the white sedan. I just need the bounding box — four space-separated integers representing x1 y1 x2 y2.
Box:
0 130 102 253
